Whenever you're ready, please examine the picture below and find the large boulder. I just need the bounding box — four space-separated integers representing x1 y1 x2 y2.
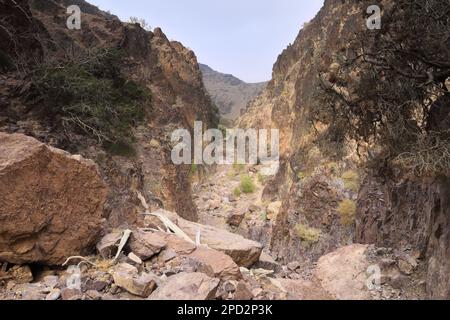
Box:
0 133 108 265
314 244 372 300
145 210 263 267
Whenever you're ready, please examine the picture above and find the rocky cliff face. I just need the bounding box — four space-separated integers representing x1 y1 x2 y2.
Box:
240 0 366 262
239 0 449 299
200 64 266 123
356 173 450 299
0 0 216 226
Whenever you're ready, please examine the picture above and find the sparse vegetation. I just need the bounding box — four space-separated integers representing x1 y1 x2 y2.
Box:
190 163 198 175
128 17 151 31
257 173 267 184
106 140 137 157
295 224 321 244
239 175 255 194
341 170 359 192
337 199 356 226
233 163 245 172
32 48 150 149
297 171 306 180
233 187 242 197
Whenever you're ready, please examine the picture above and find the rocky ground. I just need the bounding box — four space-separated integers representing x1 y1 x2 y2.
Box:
0 158 428 300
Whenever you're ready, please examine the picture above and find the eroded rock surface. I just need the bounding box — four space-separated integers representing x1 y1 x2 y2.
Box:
0 133 108 265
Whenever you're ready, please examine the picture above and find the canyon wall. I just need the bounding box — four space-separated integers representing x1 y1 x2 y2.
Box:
240 0 449 298
0 0 217 226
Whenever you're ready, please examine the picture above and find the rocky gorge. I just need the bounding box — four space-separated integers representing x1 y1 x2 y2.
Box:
0 0 449 301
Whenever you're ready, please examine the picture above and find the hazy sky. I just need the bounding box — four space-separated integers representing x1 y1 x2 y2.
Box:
88 0 324 83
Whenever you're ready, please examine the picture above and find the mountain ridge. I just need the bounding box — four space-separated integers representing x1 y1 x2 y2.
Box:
199 63 267 123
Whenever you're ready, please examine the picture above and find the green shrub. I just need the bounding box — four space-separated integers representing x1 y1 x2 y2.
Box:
32 48 150 147
106 140 137 157
233 163 245 172
337 199 356 226
295 224 321 244
190 163 198 175
341 170 360 192
239 175 255 194
257 173 267 184
233 187 242 197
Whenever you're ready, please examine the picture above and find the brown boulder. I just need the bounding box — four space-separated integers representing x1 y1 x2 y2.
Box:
187 247 242 281
314 244 372 300
128 230 167 261
112 263 158 298
149 272 219 300
0 133 108 265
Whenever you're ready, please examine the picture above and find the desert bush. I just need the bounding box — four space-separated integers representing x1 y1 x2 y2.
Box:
129 17 151 31
240 175 255 194
32 48 150 147
257 173 267 184
341 170 359 192
233 187 242 197
337 199 356 226
233 163 245 172
295 224 321 244
106 140 137 157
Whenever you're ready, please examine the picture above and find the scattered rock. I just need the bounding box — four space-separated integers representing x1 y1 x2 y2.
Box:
234 281 254 300
152 210 262 267
389 272 410 290
112 263 158 298
187 247 242 280
398 259 414 275
61 288 82 300
128 230 167 261
227 210 246 227
266 201 282 221
277 278 333 300
149 272 219 300
128 252 143 265
8 265 33 284
42 275 59 289
287 261 301 272
248 204 260 213
158 249 177 263
16 283 47 300
0 133 108 265
158 232 197 255
45 288 61 300
97 230 123 259
254 252 281 273
86 290 102 300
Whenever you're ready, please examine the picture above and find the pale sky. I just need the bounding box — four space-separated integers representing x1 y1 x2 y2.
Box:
88 0 324 83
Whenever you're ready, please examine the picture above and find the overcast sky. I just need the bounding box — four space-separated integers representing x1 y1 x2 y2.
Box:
88 0 324 83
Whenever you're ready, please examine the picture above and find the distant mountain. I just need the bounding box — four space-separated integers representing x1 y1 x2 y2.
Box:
199 64 267 123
